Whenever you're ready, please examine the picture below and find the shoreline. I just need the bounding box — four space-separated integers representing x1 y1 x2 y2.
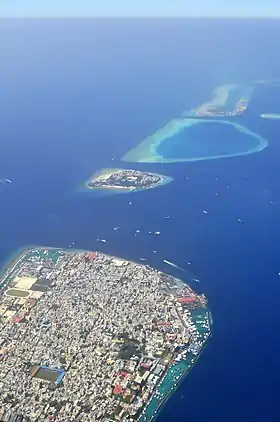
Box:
0 246 34 289
139 311 212 421
1 247 211 421
182 84 236 117
260 113 280 119
1 246 187 289
140 333 211 421
123 82 259 164
123 118 268 163
77 168 173 194
182 83 253 117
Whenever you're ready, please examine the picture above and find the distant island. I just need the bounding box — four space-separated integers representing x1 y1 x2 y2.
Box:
123 118 267 163
0 247 211 422
182 84 254 118
84 168 172 193
256 79 280 87
260 113 280 120
122 82 268 164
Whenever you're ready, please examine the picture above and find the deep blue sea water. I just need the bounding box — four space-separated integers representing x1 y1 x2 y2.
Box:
1 18 280 421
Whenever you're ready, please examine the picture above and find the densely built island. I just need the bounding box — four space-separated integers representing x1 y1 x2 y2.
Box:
0 247 211 422
83 168 172 193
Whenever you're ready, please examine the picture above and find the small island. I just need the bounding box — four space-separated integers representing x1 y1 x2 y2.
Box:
182 84 254 118
122 82 269 164
84 168 172 193
256 79 280 87
122 118 267 163
260 113 280 120
0 247 212 421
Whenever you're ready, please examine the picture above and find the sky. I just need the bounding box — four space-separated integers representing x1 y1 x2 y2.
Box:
1 0 280 18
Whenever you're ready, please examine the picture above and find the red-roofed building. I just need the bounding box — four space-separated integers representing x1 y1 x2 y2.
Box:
87 252 96 262
178 297 196 304
31 366 40 377
12 315 25 324
114 384 124 396
119 371 129 378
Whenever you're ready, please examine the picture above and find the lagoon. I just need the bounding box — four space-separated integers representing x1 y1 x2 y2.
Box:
123 118 268 163
157 120 267 162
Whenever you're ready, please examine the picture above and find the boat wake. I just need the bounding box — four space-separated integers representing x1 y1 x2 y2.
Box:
163 259 200 282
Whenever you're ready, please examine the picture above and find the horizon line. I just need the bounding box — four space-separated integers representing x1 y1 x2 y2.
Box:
1 16 280 20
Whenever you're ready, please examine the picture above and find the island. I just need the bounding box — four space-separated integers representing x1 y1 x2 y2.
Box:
122 118 268 163
0 247 211 422
182 84 254 118
82 168 172 194
260 113 280 120
255 79 280 87
122 81 268 164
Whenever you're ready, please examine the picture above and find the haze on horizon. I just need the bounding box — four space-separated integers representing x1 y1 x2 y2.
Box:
1 0 280 18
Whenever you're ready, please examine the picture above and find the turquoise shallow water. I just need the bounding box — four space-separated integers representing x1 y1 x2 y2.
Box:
0 247 61 290
2 18 280 422
182 84 253 117
139 360 190 422
140 309 210 422
157 120 265 161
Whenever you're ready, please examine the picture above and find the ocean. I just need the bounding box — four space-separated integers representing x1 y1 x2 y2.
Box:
1 18 280 421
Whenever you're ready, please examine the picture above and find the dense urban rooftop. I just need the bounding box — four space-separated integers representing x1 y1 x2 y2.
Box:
87 169 167 191
0 248 211 422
